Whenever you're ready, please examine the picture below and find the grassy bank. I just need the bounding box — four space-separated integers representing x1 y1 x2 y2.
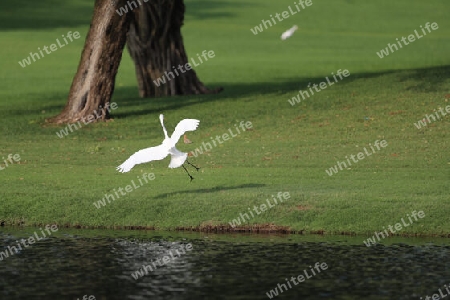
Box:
0 0 449 236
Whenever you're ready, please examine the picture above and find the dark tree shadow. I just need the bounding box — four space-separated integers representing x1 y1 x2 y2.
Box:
105 64 450 119
399 65 450 92
184 0 251 20
3 64 444 121
0 0 247 31
0 0 94 30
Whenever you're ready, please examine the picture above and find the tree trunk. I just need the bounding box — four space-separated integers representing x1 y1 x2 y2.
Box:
48 0 131 124
49 0 222 124
126 0 223 97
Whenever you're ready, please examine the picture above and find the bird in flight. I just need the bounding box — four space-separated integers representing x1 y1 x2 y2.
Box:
117 114 200 181
281 25 298 40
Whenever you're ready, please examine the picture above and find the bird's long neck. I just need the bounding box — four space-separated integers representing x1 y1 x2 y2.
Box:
160 119 169 139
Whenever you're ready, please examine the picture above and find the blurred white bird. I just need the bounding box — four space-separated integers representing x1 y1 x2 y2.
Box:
281 25 298 40
117 114 200 181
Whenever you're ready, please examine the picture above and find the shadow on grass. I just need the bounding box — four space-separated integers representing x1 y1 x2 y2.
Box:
0 0 248 31
399 65 450 93
108 64 450 119
7 64 446 120
154 183 265 199
184 0 251 20
0 0 94 30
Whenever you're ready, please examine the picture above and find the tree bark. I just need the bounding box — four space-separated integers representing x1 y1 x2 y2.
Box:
48 0 131 124
126 0 223 97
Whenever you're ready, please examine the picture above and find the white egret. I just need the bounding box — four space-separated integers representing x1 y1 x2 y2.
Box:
117 114 200 181
281 25 298 40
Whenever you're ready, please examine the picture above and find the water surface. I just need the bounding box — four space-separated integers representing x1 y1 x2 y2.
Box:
1 228 449 299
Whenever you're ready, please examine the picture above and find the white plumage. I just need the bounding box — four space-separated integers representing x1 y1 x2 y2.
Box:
281 25 298 40
117 114 200 179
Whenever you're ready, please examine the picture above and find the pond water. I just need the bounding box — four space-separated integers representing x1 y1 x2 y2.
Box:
1 227 450 300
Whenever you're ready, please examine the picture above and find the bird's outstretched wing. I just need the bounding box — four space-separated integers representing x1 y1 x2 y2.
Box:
170 119 200 144
116 145 168 173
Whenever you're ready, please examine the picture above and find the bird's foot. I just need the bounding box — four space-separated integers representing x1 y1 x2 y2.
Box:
186 160 200 171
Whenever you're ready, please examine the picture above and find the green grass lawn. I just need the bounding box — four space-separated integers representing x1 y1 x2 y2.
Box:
0 0 449 236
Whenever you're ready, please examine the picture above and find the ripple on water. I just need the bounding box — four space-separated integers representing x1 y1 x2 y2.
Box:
1 230 449 299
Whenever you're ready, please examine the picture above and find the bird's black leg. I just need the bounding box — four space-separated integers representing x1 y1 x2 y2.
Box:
182 164 194 181
186 159 200 171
